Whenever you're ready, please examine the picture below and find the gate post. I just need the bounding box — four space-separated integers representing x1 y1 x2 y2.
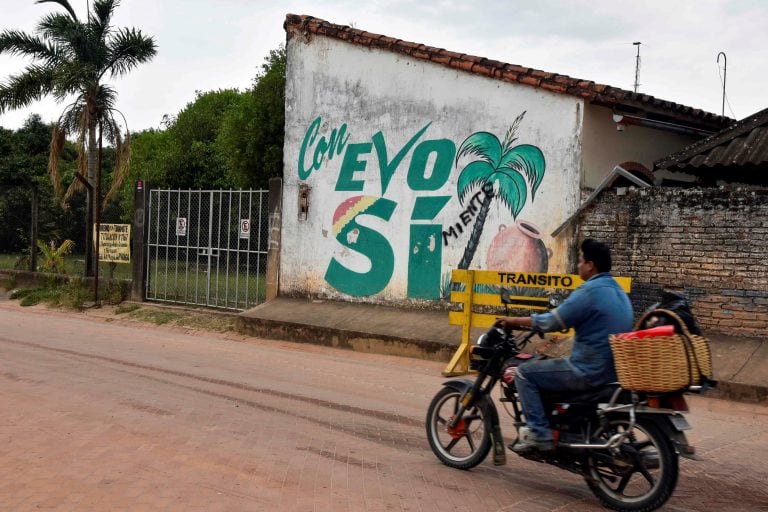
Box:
131 180 150 301
265 178 283 301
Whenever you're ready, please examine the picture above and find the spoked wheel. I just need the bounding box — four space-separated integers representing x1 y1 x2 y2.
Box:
585 416 678 512
425 387 492 469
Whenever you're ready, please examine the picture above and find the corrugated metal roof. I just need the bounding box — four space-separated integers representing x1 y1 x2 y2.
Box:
655 107 768 175
284 14 733 133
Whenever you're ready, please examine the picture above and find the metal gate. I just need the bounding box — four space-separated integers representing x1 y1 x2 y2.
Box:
146 189 269 310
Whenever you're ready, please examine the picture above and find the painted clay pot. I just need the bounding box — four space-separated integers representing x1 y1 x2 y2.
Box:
486 220 549 273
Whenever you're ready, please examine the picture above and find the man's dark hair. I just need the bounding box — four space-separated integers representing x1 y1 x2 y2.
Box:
581 238 612 273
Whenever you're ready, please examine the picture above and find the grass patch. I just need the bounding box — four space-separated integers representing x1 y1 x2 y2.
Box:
18 287 61 307
115 303 141 314
0 253 132 279
175 313 236 332
0 274 17 290
128 308 180 325
8 279 92 310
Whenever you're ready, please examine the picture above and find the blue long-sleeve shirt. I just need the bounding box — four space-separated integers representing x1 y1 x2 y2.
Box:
531 272 634 385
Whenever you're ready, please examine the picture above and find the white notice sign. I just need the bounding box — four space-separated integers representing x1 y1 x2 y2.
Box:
239 219 251 239
176 217 187 237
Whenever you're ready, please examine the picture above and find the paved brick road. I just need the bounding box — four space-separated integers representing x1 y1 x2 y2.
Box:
1 303 767 511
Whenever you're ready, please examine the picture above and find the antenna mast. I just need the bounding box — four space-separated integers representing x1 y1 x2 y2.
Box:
717 52 727 117
633 42 642 93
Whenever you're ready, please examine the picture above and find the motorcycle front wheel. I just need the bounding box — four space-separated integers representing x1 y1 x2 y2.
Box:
584 415 678 512
425 387 492 470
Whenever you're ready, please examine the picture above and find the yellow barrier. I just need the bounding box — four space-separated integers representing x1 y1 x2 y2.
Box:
443 270 632 376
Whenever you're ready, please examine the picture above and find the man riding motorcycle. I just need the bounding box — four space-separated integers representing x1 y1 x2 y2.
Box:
496 238 633 454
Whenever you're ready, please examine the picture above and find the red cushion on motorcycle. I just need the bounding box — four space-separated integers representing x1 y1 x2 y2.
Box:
615 325 675 340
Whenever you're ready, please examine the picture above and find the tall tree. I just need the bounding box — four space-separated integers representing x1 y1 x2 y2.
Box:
0 114 82 255
218 46 285 188
0 0 157 274
455 112 546 269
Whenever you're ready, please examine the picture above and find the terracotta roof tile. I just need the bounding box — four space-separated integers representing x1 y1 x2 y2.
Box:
540 80 568 94
429 53 453 66
518 75 542 87
529 69 554 80
471 61 495 77
284 14 733 131
452 59 475 72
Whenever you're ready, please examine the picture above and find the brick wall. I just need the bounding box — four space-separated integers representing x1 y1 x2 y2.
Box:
579 187 768 337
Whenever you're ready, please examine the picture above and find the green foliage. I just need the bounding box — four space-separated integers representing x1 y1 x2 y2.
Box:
0 0 157 276
122 46 286 199
218 46 286 188
0 274 18 290
129 308 178 325
101 279 129 304
36 238 74 273
0 115 84 253
0 0 157 203
117 128 172 220
115 303 140 314
18 288 55 307
166 89 241 189
59 279 92 310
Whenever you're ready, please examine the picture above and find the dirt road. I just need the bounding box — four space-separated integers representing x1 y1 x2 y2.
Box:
1 302 767 511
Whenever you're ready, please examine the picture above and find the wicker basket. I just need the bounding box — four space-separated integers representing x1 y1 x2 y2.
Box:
610 309 713 393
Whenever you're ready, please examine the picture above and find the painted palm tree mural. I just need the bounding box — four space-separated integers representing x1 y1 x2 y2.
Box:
455 111 546 269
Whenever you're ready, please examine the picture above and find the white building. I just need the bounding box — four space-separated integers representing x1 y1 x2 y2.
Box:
279 14 731 306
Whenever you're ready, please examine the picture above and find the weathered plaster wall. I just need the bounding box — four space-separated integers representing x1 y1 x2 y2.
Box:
282 36 586 305
582 104 698 187
580 187 768 337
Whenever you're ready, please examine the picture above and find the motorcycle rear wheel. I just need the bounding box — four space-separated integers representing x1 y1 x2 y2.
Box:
425 387 492 469
585 416 678 512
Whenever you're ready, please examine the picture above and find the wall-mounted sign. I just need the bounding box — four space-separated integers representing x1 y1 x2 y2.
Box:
96 224 131 263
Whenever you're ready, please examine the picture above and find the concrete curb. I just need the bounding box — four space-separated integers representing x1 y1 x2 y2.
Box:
235 316 456 362
236 297 768 406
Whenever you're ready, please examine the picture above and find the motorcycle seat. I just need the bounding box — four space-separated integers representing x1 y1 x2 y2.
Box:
545 384 621 404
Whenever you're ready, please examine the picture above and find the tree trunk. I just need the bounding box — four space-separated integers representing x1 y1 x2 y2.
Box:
30 188 38 272
94 124 102 302
85 119 98 277
457 188 493 270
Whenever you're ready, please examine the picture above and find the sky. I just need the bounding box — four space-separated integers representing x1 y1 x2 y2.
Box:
1 0 766 132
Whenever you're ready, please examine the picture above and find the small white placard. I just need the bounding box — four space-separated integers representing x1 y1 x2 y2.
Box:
176 217 187 237
239 218 251 239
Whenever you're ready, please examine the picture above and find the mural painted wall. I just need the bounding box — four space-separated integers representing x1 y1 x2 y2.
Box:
282 36 584 304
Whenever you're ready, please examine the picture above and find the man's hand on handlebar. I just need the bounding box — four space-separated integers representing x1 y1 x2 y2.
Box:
495 316 534 332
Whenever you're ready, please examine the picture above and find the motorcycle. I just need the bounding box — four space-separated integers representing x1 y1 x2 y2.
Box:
425 325 700 512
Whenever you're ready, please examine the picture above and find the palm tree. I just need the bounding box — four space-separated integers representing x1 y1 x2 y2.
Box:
455 111 546 269
0 0 157 275
36 238 74 274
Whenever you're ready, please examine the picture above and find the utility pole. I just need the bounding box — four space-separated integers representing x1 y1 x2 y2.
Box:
633 42 642 93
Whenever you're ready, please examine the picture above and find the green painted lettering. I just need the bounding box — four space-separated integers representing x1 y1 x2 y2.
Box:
298 116 322 180
336 143 372 191
406 139 456 190
324 197 397 296
408 225 442 299
372 122 431 195
298 117 350 180
411 196 451 220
